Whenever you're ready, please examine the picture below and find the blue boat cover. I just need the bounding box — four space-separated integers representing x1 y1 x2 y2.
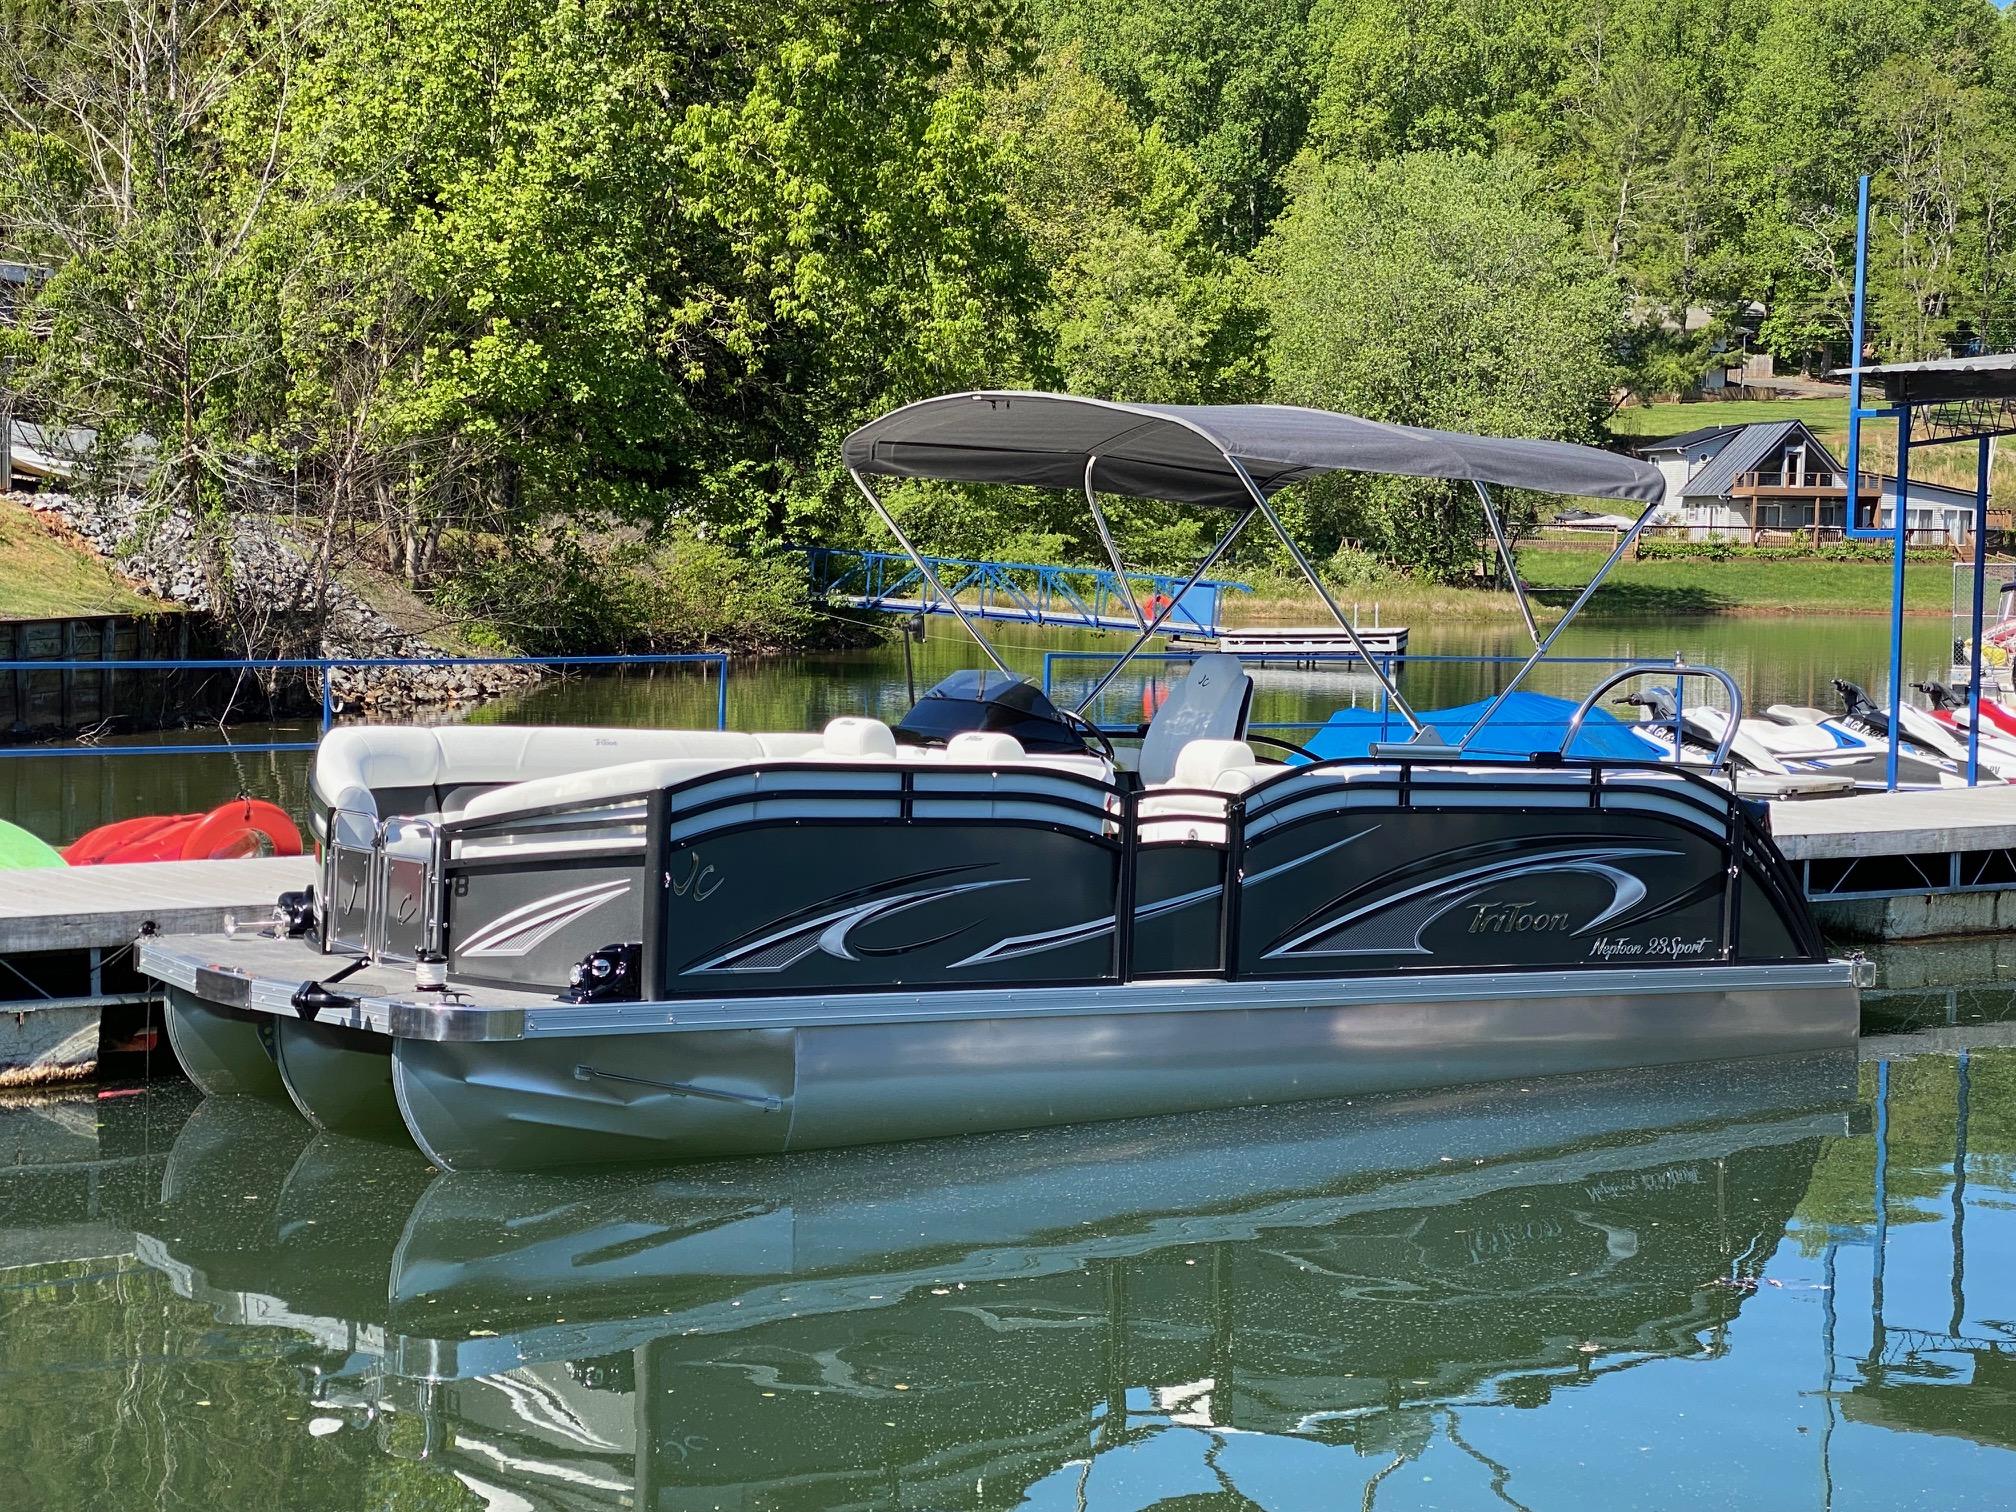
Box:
1300 691 1652 762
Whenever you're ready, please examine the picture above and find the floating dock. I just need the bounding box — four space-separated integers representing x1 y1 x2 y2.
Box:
0 856 313 1086
1770 785 2016 940
1170 625 1410 665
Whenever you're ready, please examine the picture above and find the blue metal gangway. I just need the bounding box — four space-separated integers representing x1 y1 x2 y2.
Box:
805 548 1249 635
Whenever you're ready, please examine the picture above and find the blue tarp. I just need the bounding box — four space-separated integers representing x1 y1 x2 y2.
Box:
1300 690 1651 762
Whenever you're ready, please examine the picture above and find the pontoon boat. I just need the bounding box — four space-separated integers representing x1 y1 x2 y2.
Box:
138 393 1863 1169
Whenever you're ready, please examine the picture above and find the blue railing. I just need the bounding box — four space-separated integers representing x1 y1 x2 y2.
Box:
0 652 730 758
806 547 1249 635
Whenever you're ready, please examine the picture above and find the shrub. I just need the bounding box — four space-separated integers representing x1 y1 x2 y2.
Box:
1634 537 1949 563
434 528 820 654
1323 544 1401 589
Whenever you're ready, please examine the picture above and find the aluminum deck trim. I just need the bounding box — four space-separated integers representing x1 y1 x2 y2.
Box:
139 934 1865 1044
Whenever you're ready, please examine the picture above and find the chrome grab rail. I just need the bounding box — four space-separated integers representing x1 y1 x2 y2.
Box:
1561 661 1745 773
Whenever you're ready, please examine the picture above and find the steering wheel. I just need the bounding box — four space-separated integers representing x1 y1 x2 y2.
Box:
1244 732 1322 765
1057 709 1118 764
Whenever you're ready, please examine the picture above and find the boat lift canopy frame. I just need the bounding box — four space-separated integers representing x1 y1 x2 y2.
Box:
1837 173 2016 788
843 391 1666 745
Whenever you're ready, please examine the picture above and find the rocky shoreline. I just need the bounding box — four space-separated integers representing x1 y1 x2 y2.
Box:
9 489 540 714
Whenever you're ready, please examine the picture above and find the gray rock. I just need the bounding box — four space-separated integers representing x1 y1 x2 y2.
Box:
5 487 541 714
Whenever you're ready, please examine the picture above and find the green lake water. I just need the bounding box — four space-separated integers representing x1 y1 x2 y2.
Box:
3 1004 2012 1510
3 613 2013 1509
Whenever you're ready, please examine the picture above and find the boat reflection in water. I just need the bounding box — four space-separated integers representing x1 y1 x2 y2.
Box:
125 1051 1865 1510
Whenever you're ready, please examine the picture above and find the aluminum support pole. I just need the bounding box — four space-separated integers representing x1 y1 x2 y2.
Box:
1475 481 1539 647
1084 456 1148 633
1845 173 1880 540
1455 498 1663 753
1969 436 1990 785
1071 509 1256 717
1885 409 1912 790
848 468 1014 678
1225 456 1424 732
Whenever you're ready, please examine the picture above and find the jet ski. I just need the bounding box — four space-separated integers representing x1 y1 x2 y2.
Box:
1751 680 2001 787
1612 688 1856 798
1827 678 2016 780
1621 683 1976 790
1915 679 2016 750
1615 688 1791 773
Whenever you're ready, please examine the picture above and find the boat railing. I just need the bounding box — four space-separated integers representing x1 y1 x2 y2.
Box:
1561 663 1745 772
346 747 1794 997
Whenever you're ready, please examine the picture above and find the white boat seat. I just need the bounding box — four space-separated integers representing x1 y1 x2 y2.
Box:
314 724 825 823
820 716 898 760
457 756 780 823
944 731 1025 762
456 721 1119 837
1137 654 1253 784
1138 739 1265 844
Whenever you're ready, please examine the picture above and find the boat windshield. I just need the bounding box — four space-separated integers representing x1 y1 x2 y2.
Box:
893 671 1088 753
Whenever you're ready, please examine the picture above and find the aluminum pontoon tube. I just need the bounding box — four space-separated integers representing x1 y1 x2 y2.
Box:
1084 456 1149 634
1226 455 1424 733
369 966 1858 1170
847 467 1015 678
271 1018 404 1136
1475 481 1539 647
163 985 286 1101
1069 506 1256 717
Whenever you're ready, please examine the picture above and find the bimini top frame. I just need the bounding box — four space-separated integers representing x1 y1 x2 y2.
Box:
842 392 1667 742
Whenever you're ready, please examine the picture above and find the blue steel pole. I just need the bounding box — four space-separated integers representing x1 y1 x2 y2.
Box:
320 661 335 733
1970 437 1990 784
1845 174 1877 540
1886 406 1912 790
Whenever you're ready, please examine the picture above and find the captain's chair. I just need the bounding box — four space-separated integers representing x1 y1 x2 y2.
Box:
1137 653 1254 784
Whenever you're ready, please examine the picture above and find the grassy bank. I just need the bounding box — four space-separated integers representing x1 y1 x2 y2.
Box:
1519 547 1951 616
1225 579 1543 627
0 501 166 618
1223 547 1955 627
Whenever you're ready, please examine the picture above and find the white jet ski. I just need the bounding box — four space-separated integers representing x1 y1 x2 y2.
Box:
1625 683 1970 790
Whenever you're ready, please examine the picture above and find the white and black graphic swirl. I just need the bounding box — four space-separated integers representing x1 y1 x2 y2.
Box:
1263 845 1680 959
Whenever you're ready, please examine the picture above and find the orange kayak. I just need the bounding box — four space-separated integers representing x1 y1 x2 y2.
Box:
64 799 303 865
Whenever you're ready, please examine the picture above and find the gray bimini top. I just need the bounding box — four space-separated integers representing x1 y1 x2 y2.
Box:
842 391 1665 509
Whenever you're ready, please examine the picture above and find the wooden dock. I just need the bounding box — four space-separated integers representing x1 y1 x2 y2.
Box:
0 856 313 1086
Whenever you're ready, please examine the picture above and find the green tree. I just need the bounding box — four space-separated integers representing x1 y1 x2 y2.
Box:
0 0 302 607
986 48 1263 410
1258 150 1626 577
1030 0 1315 250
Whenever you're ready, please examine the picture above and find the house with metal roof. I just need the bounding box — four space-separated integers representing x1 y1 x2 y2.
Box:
1634 419 1976 544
